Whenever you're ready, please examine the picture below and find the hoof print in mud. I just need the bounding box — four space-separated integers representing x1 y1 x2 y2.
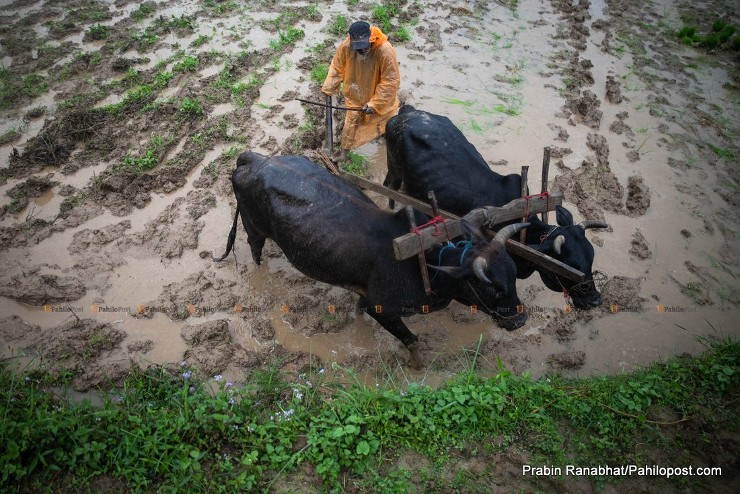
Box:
0 272 86 306
547 350 586 371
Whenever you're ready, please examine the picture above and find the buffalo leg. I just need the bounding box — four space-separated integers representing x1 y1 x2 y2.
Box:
382 161 403 210
239 211 266 265
361 301 424 368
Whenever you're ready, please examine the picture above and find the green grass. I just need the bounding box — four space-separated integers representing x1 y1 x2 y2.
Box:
121 68 141 86
676 20 738 50
130 3 155 21
269 27 305 51
154 14 197 32
118 133 172 172
179 97 203 117
329 15 348 37
708 143 736 159
1 339 736 491
130 29 159 52
85 24 110 40
230 75 261 106
0 69 50 109
98 84 154 113
342 152 369 176
394 25 411 42
153 71 173 89
212 62 261 105
310 63 329 85
204 0 238 16
0 127 20 146
372 4 394 33
443 96 522 117
120 149 158 172
173 55 199 72
190 34 211 48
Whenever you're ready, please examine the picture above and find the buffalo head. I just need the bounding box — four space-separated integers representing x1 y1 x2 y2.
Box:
528 206 608 309
429 220 529 330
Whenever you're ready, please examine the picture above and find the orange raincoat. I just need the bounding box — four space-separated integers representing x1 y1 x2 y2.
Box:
321 26 400 150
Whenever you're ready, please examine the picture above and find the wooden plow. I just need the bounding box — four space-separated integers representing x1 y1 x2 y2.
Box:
317 147 583 295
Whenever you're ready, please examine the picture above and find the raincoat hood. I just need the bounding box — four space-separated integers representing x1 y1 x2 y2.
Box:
368 26 387 49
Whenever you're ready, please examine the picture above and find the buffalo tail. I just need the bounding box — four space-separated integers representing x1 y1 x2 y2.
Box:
212 208 239 262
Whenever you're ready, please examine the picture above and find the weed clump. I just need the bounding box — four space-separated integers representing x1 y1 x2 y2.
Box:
6 108 104 177
676 19 738 50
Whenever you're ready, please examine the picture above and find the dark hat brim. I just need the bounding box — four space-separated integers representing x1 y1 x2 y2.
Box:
350 38 370 50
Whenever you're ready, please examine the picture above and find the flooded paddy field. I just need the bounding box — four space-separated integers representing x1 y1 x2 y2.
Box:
0 0 738 391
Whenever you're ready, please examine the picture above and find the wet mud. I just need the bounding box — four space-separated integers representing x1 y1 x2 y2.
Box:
0 0 737 394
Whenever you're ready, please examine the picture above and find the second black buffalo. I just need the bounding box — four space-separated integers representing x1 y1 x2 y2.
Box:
384 105 608 309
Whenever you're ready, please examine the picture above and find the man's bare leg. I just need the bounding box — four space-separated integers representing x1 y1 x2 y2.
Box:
331 148 348 162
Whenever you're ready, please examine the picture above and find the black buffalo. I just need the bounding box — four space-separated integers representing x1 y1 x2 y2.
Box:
383 105 608 309
215 152 529 366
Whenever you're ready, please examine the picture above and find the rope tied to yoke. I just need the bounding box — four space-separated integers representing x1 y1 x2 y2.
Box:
522 191 551 224
409 214 451 256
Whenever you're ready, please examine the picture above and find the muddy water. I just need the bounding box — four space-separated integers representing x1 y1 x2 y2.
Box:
1 0 737 388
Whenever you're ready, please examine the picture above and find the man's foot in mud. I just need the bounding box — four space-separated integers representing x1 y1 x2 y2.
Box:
331 149 348 163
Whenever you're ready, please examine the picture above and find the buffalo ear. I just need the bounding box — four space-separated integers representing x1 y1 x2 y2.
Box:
460 219 487 243
556 205 574 226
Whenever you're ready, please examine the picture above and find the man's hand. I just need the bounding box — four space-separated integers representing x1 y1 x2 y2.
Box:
362 104 374 115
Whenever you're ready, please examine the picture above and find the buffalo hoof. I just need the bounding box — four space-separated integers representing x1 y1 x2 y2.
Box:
572 293 602 310
495 310 528 331
406 340 428 370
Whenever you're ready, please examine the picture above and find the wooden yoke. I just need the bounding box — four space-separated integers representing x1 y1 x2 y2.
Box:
315 150 584 283
392 192 563 261
519 165 529 244
405 206 432 295
541 147 551 223
392 192 586 283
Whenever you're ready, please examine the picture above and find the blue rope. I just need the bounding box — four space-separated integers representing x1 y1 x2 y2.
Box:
430 241 455 283
429 240 474 284
457 240 472 265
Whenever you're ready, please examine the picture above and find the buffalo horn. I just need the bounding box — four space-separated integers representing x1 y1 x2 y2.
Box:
492 222 530 244
578 220 609 230
553 235 565 255
472 257 492 284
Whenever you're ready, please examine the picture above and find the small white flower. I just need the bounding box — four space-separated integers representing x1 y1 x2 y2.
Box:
180 360 187 368
213 375 223 382
225 381 233 388
319 368 325 375
182 370 192 379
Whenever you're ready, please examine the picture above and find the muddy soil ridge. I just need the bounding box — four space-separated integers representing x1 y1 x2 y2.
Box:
0 0 738 397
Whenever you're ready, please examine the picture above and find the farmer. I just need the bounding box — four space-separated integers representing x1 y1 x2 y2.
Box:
321 20 401 162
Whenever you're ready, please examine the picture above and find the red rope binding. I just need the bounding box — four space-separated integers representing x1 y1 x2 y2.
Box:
520 191 551 230
410 215 450 255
